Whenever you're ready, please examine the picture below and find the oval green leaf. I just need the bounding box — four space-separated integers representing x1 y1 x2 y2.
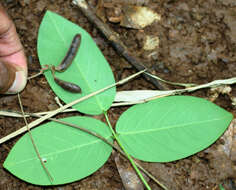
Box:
116 96 233 162
4 116 113 185
37 11 116 115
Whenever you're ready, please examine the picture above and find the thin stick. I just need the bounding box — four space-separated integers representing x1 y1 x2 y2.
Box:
0 109 76 118
27 70 44 80
101 0 150 5
28 65 49 80
3 74 235 119
5 110 168 190
0 70 145 144
144 72 196 87
0 94 168 119
72 0 165 90
17 94 53 182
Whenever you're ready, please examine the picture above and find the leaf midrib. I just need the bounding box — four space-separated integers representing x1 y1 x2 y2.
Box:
117 115 230 135
7 136 112 166
49 13 105 112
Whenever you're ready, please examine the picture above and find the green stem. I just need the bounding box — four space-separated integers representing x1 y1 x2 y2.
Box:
104 111 152 190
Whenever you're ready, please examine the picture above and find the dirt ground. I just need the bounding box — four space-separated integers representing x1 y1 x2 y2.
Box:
0 0 236 189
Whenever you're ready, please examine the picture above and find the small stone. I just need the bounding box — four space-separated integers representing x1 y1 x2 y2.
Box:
120 6 161 29
143 35 159 50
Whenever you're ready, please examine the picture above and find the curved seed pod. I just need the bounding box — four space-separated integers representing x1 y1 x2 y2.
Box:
55 34 81 72
54 77 82 93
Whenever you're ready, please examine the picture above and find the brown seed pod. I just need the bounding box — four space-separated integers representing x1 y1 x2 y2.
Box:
54 77 82 93
55 34 81 72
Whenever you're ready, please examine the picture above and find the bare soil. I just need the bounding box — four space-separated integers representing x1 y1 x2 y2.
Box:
0 0 236 190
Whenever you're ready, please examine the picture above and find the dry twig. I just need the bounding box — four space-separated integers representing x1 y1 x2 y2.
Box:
28 65 49 80
98 0 149 5
0 70 145 144
72 0 165 90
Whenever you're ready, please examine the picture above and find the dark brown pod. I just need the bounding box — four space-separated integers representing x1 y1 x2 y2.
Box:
55 34 81 72
54 77 82 93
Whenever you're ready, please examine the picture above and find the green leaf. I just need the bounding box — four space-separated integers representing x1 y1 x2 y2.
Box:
219 184 225 190
37 11 116 115
116 96 233 162
4 116 113 185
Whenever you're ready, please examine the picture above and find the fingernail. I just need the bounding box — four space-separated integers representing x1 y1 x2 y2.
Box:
0 61 27 94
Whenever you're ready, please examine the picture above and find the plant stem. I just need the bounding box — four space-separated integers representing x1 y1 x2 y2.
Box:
27 65 49 80
17 94 53 182
104 111 152 190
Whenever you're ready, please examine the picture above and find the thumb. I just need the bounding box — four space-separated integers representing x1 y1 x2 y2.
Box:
0 4 27 94
0 61 27 94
